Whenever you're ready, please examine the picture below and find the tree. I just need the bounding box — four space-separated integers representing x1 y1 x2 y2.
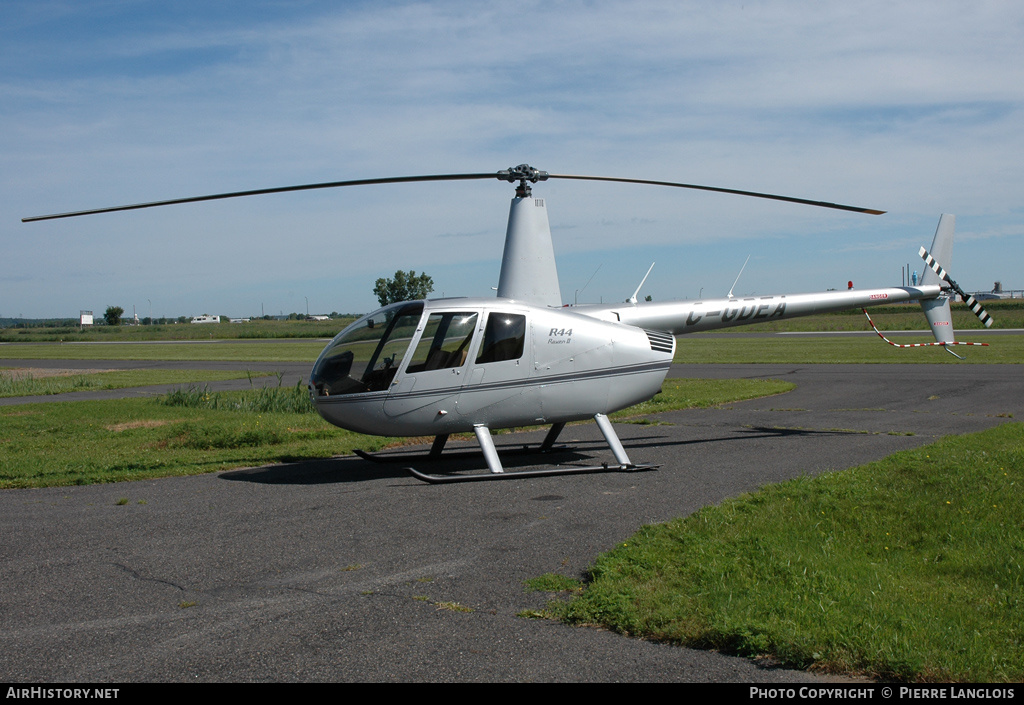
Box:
373 270 434 306
103 306 124 326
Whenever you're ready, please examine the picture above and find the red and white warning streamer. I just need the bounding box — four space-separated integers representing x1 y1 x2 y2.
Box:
861 309 988 359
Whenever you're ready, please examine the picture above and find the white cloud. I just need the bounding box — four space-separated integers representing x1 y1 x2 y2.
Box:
3 0 1022 317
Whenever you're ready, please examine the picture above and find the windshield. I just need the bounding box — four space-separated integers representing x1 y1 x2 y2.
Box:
310 302 424 396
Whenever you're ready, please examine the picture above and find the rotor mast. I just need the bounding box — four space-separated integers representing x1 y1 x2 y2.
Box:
495 165 562 307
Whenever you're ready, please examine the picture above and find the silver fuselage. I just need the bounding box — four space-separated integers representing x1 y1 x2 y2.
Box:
310 297 675 436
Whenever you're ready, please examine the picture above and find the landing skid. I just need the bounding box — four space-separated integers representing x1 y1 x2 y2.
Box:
359 415 659 484
353 443 570 464
407 462 659 484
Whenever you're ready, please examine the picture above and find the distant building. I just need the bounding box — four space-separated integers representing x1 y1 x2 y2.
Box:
308 315 330 321
969 281 1017 301
191 314 220 324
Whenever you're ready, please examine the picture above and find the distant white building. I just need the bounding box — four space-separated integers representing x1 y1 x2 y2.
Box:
191 314 220 324
308 315 330 321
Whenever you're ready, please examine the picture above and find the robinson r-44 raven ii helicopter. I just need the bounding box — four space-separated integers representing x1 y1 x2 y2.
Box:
24 164 993 482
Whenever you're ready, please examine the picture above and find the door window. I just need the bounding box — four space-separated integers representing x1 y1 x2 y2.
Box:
406 312 479 373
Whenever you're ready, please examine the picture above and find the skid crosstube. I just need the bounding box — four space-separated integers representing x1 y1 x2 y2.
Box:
352 422 569 465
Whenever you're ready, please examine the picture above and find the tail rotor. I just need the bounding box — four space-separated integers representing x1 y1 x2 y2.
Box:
919 246 994 328
863 214 993 359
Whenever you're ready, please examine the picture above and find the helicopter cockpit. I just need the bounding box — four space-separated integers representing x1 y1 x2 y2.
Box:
309 301 529 399
310 302 424 397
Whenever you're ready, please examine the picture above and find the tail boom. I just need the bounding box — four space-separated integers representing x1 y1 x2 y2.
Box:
575 285 942 335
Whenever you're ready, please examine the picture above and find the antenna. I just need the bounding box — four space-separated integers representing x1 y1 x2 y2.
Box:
574 264 602 305
727 255 751 298
627 262 656 304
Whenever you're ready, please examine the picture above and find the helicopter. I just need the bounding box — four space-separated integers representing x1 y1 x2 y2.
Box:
24 165 993 483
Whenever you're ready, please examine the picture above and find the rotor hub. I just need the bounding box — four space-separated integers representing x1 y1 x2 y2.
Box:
497 164 549 197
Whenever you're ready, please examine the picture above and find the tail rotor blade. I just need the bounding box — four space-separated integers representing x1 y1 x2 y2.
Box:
919 247 994 328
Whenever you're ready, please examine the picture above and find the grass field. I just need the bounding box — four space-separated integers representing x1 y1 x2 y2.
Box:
2 300 1019 364
0 396 362 489
0 341 327 362
0 368 271 398
1 334 1019 365
0 316 355 343
675 334 1022 364
3 299 1020 344
0 377 793 489
728 299 1024 332
533 422 1024 683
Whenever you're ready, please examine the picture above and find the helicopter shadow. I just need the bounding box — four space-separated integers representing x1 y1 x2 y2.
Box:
219 425 852 486
220 455 405 485
219 442 597 486
615 424 877 453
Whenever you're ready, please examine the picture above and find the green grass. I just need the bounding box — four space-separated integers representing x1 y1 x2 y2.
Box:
675 334 1023 364
3 300 1020 363
0 369 271 398
3 300 1019 342
5 335 1018 364
733 300 1024 333
0 317 356 343
0 377 789 489
540 423 1024 682
158 378 318 415
0 396 386 489
0 341 327 362
3 331 1018 366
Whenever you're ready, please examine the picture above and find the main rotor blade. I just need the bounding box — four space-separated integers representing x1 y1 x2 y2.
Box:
23 165 885 222
22 172 498 222
547 174 886 215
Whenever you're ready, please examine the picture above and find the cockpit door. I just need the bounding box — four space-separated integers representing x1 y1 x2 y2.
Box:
383 311 479 418
455 310 534 422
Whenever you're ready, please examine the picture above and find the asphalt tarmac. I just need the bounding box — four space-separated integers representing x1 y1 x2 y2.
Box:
1 362 1021 682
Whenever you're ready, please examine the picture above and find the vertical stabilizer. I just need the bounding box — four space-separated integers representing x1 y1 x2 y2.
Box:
496 196 562 307
921 214 955 288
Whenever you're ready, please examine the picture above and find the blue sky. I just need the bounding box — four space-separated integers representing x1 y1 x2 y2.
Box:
3 1 1022 320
